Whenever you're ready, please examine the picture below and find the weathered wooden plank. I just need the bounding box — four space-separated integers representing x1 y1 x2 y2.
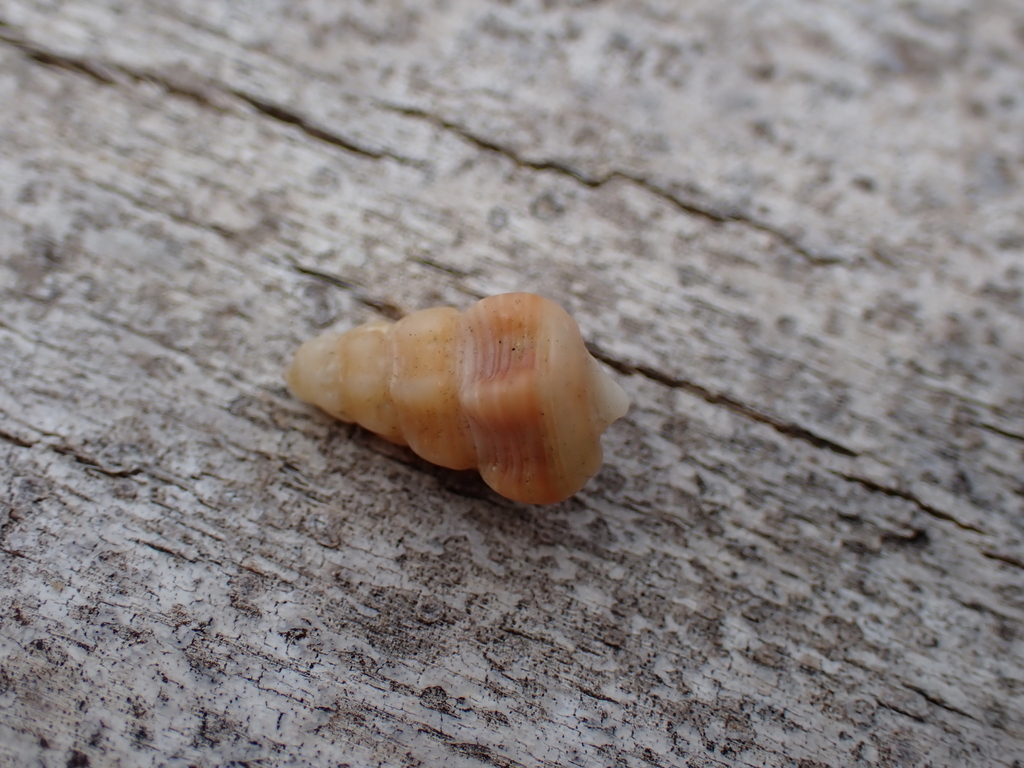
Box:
1 2 1022 766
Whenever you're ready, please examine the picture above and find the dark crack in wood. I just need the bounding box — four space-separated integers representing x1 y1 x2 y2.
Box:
379 102 841 266
977 421 1024 443
902 683 977 721
982 551 1024 571
577 685 621 705
412 256 472 278
131 538 196 563
51 444 143 478
877 700 927 723
231 91 429 171
0 428 35 449
0 30 119 85
447 742 526 768
290 262 404 320
4 30 850 268
834 473 986 534
589 345 858 457
1 32 429 172
2 422 148 478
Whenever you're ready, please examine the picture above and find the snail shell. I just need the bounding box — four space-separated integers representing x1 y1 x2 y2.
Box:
286 293 630 504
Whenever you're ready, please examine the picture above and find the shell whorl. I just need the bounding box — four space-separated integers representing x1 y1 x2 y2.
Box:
286 293 629 504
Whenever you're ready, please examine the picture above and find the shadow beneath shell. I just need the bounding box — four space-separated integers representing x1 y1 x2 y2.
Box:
352 428 505 504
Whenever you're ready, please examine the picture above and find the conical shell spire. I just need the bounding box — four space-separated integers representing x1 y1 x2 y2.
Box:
287 293 630 504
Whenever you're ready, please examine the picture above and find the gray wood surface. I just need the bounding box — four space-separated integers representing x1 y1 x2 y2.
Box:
1 1 1022 766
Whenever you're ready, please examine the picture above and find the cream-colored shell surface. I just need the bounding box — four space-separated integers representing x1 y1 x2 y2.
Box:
287 293 630 504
